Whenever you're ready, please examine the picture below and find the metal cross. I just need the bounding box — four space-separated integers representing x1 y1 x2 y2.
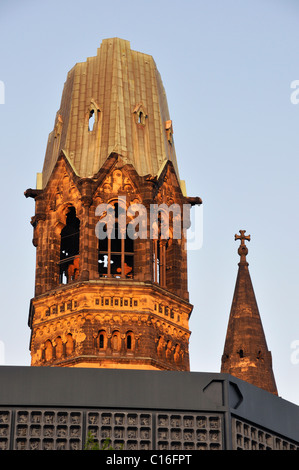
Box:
235 230 250 263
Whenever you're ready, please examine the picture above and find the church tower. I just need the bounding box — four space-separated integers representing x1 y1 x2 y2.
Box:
25 38 201 370
221 231 278 395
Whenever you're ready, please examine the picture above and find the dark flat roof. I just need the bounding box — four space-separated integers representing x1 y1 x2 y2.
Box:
0 366 298 444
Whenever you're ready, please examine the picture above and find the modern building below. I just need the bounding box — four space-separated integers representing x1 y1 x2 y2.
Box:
0 366 298 451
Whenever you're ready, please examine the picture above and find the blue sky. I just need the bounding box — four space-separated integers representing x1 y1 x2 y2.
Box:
0 0 298 405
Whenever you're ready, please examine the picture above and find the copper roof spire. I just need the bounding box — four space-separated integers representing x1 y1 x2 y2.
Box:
221 231 278 395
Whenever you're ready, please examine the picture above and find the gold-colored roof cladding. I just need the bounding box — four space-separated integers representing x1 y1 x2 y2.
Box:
41 38 180 189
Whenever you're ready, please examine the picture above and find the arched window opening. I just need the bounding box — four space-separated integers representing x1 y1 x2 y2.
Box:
88 109 95 131
65 334 74 356
134 104 147 126
126 332 134 350
96 330 106 349
112 331 120 351
138 111 144 124
55 336 63 359
59 207 80 284
44 340 53 362
98 202 134 279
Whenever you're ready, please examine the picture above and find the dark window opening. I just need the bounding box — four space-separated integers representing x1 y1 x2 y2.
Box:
126 334 132 350
239 349 244 358
257 350 262 360
136 108 146 126
95 331 106 349
88 109 95 131
59 207 80 284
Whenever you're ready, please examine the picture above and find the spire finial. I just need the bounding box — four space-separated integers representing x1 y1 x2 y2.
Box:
235 230 250 264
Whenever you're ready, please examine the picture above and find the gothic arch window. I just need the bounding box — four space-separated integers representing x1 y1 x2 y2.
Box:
87 100 100 132
98 202 134 279
133 104 147 126
96 330 107 349
126 331 134 350
59 206 80 284
137 110 146 125
112 331 120 351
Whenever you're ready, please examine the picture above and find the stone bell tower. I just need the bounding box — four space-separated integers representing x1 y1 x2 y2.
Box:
25 38 201 370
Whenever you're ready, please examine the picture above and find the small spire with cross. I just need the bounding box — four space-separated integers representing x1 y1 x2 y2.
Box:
235 230 250 264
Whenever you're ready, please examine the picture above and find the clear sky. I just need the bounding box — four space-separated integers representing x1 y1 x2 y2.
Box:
0 0 298 405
